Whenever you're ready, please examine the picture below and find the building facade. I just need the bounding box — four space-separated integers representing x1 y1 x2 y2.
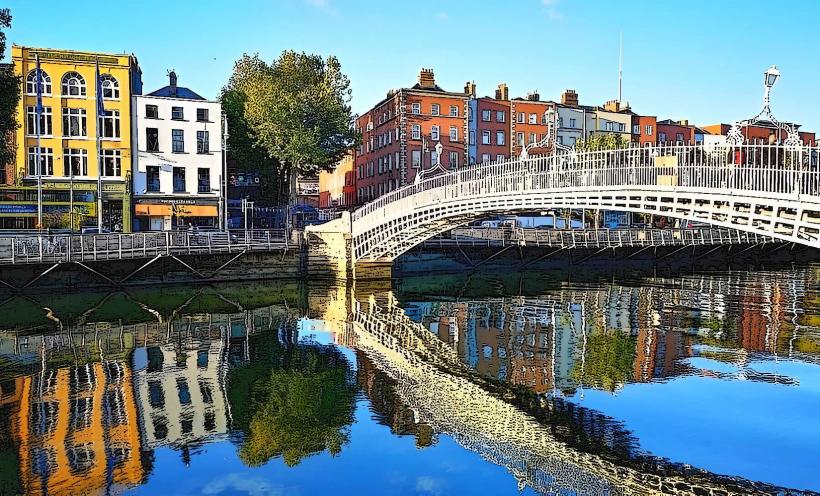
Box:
510 93 555 158
10 46 141 231
319 151 355 208
702 122 816 146
132 72 223 231
471 87 512 164
656 119 696 145
556 90 586 148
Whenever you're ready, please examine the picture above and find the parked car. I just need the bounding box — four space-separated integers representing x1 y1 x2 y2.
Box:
80 227 111 235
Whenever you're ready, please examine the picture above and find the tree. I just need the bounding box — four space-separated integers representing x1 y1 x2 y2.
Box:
574 132 631 152
221 51 359 204
0 9 21 170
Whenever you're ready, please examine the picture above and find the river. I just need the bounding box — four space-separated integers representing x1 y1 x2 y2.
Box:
0 263 818 495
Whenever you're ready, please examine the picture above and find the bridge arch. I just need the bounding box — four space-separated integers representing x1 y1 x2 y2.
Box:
350 144 820 262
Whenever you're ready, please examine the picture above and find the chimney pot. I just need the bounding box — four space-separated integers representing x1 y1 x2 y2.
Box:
418 68 436 89
495 83 509 101
561 89 579 107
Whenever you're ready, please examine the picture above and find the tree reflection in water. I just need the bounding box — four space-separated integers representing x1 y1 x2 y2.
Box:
228 331 357 467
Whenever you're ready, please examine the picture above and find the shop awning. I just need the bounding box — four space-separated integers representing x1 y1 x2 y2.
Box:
135 204 172 216
177 205 218 217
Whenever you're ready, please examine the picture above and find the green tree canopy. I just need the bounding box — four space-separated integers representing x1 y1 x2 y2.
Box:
574 132 631 152
221 51 359 203
228 336 357 467
570 330 636 392
0 8 21 169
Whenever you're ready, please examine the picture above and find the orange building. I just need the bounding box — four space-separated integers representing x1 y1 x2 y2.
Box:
630 114 657 146
473 86 512 163
354 69 468 204
2 361 145 496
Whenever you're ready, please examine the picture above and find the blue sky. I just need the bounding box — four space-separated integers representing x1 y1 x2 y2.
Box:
4 0 820 131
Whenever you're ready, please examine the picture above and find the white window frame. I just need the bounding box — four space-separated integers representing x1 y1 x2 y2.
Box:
63 148 89 177
449 105 458 117
528 113 537 124
27 147 54 176
431 104 440 116
412 124 421 140
411 102 420 115
98 110 120 139
62 107 87 137
481 130 490 145
481 110 491 122
496 130 505 146
26 106 53 136
496 111 505 123
449 126 458 142
99 74 120 100
481 153 491 163
26 69 52 95
646 125 653 136
101 149 122 177
569 118 576 128
495 154 504 162
449 151 458 168
431 125 440 141
411 149 422 168
61 71 87 97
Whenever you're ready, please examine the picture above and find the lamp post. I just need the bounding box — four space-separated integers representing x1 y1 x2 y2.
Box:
520 106 570 159
241 198 254 239
727 65 800 148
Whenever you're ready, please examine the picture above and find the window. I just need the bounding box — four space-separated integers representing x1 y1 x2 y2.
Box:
63 148 88 176
411 150 421 168
430 150 438 165
645 125 653 136
171 107 184 120
557 117 563 127
496 111 505 123
411 102 420 114
198 168 210 193
27 147 54 176
146 105 159 119
412 124 421 140
431 104 440 116
99 74 119 99
481 153 491 163
449 126 458 142
146 128 159 152
517 112 525 123
557 136 564 145
517 132 524 146
605 121 614 131
469 130 475 145
481 130 490 145
529 132 536 144
173 167 186 192
618 123 625 132
431 125 439 141
196 108 209 122
197 131 209 153
102 149 121 176
26 106 52 136
172 129 184 152
62 108 87 137
449 151 458 168
676 132 684 142
26 69 51 94
481 110 491 122
496 130 505 145
569 118 576 128
633 124 640 135
146 166 160 192
98 109 120 138
61 71 86 97
449 105 458 117
496 154 505 162
659 132 667 143
528 113 537 124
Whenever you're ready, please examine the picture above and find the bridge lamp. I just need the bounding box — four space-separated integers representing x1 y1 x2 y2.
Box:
764 65 780 89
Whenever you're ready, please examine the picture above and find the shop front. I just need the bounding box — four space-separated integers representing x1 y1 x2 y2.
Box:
134 197 219 231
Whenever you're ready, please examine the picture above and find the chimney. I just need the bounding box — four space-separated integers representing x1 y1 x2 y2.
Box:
464 81 476 97
418 68 435 89
495 83 509 101
604 100 621 112
526 90 540 102
168 70 178 96
561 89 579 107
678 119 689 126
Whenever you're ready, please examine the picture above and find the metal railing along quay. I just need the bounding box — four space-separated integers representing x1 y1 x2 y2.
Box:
0 229 295 265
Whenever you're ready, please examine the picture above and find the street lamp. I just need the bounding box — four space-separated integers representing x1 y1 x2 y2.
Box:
727 65 800 148
764 65 780 89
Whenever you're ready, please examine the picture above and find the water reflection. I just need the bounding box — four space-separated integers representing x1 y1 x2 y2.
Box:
0 267 817 495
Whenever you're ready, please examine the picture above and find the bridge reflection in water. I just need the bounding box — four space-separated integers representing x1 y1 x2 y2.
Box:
0 268 818 495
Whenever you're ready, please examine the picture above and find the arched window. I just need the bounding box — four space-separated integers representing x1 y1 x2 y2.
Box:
100 74 119 100
25 69 52 95
61 71 86 97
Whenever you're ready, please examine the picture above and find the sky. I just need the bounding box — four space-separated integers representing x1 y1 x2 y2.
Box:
4 0 820 131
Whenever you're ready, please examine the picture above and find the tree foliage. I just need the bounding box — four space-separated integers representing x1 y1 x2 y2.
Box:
228 335 357 468
221 51 359 203
574 132 631 152
0 9 21 168
570 330 636 392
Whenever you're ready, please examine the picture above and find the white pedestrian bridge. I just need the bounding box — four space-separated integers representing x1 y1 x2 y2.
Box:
340 143 820 262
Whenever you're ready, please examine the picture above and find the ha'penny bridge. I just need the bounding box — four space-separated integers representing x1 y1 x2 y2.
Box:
307 142 820 270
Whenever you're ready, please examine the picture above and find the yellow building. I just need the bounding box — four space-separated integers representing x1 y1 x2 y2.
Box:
318 150 354 208
8 46 142 231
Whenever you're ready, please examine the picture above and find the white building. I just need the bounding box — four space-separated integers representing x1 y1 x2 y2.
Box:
132 72 223 231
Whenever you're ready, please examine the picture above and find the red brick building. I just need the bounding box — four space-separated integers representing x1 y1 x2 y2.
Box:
702 122 815 146
656 119 696 145
629 113 657 146
473 84 512 163
354 69 468 204
510 92 555 158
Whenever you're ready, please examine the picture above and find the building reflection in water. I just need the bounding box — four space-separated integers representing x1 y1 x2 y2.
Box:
0 303 289 495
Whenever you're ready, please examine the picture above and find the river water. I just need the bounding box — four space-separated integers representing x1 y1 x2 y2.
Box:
0 263 818 495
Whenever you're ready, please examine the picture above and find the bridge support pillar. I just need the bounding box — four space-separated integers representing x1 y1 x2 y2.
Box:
305 212 355 280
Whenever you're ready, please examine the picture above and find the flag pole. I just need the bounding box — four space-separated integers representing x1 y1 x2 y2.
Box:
35 54 43 231
96 58 103 231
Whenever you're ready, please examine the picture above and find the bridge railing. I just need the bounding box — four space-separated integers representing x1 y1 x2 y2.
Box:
352 143 820 228
0 229 293 265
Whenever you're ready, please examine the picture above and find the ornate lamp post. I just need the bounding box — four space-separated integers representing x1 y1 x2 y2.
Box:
520 107 573 159
726 65 801 148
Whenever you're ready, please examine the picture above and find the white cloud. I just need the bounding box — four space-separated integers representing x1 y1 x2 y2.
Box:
201 473 284 496
541 0 564 20
305 0 338 15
